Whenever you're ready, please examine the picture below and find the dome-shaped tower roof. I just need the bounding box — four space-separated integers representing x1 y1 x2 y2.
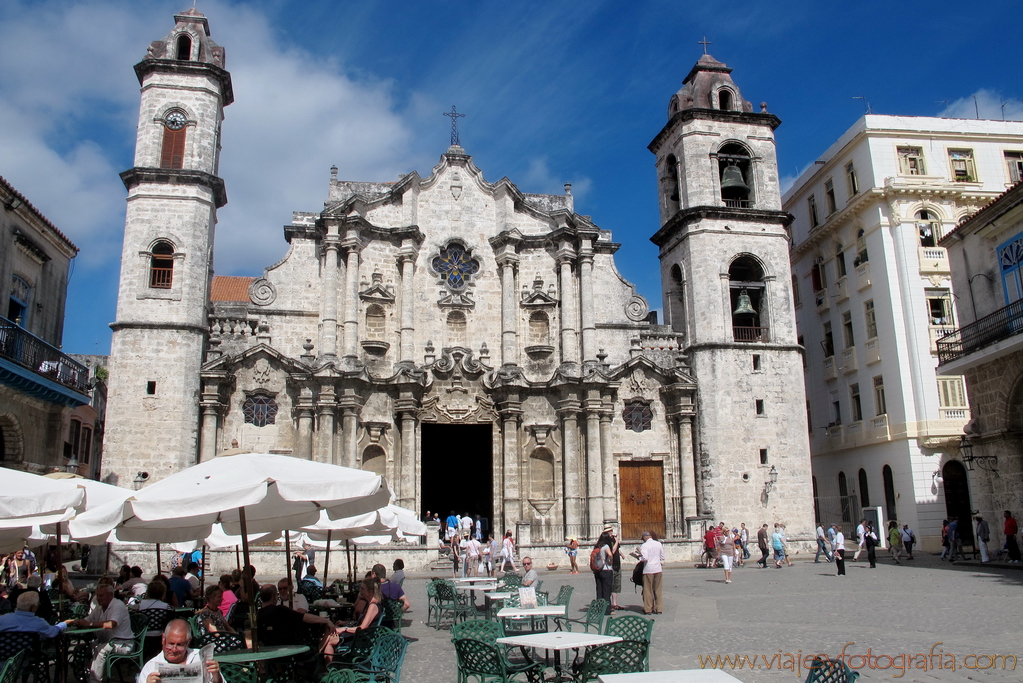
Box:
668 54 753 117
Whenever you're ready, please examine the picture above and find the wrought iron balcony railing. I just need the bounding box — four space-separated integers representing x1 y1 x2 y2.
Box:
0 316 89 392
733 326 770 343
936 299 1023 365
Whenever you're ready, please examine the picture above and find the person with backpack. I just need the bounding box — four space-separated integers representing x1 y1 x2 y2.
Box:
591 528 617 615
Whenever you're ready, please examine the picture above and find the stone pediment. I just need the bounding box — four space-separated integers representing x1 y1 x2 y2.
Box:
359 272 395 304
520 275 559 308
200 343 311 375
418 393 498 424
605 354 694 387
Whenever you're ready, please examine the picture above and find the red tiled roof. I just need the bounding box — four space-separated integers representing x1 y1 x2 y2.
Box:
0 175 78 253
939 177 1023 245
211 275 255 302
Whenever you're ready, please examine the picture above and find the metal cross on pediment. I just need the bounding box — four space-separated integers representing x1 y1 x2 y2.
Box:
698 37 711 55
443 105 465 146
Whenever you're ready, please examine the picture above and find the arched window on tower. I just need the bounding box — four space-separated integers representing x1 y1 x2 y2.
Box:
667 264 685 332
176 34 192 61
160 110 188 169
446 310 467 348
718 89 733 111
149 241 174 289
718 143 753 208
729 256 766 342
662 154 680 214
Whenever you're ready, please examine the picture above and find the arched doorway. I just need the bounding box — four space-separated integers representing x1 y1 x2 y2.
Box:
942 461 974 545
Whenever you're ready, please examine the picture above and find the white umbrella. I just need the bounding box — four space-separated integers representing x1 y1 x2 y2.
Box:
0 469 85 527
68 451 390 649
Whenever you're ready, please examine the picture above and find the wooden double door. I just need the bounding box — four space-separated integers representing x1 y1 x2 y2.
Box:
619 461 666 540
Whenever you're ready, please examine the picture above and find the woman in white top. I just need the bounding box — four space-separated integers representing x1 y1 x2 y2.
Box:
501 531 517 572
832 525 846 576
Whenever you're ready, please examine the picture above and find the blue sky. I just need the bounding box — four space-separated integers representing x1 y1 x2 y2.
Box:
2 0 1021 355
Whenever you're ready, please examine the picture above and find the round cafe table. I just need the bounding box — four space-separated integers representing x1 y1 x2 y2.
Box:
213 644 310 664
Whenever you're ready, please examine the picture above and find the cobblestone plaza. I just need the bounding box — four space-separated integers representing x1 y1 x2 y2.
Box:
389 554 1021 682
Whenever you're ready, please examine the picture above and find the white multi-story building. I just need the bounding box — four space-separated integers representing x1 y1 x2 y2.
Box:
785 115 1023 550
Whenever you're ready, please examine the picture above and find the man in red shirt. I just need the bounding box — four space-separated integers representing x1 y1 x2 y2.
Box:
703 527 717 568
1004 510 1020 563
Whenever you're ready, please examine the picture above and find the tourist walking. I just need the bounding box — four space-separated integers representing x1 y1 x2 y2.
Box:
975 515 990 563
780 524 794 567
901 524 915 560
487 533 500 576
947 517 960 562
501 531 518 572
832 524 846 576
592 529 616 614
740 524 750 560
565 536 580 574
756 524 769 568
814 522 833 563
852 519 866 560
770 524 784 568
888 521 902 564
718 526 735 583
1004 510 1020 563
939 519 950 560
465 533 482 576
639 530 664 614
449 533 461 577
609 534 624 611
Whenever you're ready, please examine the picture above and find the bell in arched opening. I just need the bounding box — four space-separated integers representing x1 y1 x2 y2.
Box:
733 289 757 316
720 163 749 201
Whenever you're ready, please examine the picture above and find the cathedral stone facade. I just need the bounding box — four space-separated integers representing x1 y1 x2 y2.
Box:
102 11 815 548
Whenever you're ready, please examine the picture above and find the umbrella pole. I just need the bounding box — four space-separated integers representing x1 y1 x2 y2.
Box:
323 530 331 588
200 545 207 598
156 543 161 575
56 522 64 618
284 530 293 610
235 545 240 569
239 506 258 653
345 540 352 584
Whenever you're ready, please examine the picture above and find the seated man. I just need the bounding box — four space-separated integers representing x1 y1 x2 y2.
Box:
0 591 73 639
371 564 409 630
184 563 202 595
140 619 221 683
520 557 539 586
303 566 323 588
120 566 148 597
256 584 336 646
8 575 54 624
75 584 134 683
277 579 308 613
167 567 193 607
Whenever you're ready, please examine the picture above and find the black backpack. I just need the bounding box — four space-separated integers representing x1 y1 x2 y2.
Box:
631 560 646 587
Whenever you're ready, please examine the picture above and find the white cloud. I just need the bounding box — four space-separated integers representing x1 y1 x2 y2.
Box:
937 89 1023 121
521 157 593 205
0 0 420 276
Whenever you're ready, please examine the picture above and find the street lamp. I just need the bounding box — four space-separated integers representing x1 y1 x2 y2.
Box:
763 465 779 496
65 456 79 474
959 435 998 472
133 471 150 490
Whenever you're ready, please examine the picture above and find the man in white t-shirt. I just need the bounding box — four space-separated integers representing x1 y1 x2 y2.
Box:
521 557 539 586
140 619 221 683
464 535 483 576
852 520 866 560
76 585 135 683
639 531 665 615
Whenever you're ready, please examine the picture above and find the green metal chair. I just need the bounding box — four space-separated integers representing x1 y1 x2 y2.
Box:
602 615 654 669
0 631 47 683
453 638 544 683
331 626 395 668
498 574 522 589
433 581 475 629
186 614 204 644
321 669 371 683
219 662 259 683
803 657 860 683
451 619 505 644
425 581 442 628
199 631 245 653
349 632 409 683
381 599 404 634
553 599 607 634
299 580 324 602
570 639 648 682
0 648 27 683
550 585 574 610
103 610 150 682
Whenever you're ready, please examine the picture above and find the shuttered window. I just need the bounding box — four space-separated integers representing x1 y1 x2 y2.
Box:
160 127 186 169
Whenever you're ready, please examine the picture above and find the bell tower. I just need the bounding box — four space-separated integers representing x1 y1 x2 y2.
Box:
649 54 814 533
103 8 232 485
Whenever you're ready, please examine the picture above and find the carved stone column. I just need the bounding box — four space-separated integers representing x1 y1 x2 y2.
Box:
319 224 341 358
341 239 362 360
556 247 579 367
578 238 596 362
584 392 604 529
498 256 519 366
395 397 419 510
339 396 361 470
677 415 697 520
558 398 583 534
500 400 523 527
196 378 220 464
295 386 316 460
398 249 417 363
599 405 616 522
316 384 337 464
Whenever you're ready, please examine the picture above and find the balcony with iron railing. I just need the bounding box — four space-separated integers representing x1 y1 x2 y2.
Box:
937 299 1023 367
0 316 90 404
723 199 753 209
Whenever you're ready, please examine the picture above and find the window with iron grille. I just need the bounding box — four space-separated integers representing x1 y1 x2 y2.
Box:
622 400 652 433
243 392 279 428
